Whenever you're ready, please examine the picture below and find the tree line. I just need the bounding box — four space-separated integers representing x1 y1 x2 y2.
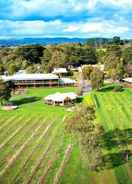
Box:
0 37 131 77
0 43 97 75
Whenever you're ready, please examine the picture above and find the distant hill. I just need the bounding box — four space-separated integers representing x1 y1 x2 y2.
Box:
0 37 87 46
0 37 130 47
0 37 111 47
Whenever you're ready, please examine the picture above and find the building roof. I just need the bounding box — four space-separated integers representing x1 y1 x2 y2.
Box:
52 68 68 74
15 70 26 74
59 78 76 85
45 92 78 102
123 77 132 83
2 73 59 81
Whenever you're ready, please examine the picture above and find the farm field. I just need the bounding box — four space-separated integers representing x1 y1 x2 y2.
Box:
0 86 132 184
89 85 132 184
0 87 88 184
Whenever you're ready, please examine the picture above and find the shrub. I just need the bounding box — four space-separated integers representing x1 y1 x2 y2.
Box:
83 95 95 107
113 85 123 92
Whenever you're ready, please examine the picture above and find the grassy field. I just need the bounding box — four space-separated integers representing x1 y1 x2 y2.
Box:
0 86 132 184
0 87 87 184
88 85 132 184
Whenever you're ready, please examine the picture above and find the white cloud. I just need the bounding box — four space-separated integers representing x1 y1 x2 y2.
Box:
73 2 87 12
64 25 80 32
106 0 132 7
9 0 88 19
87 0 132 10
0 19 66 36
64 18 129 36
0 0 131 38
81 21 129 34
87 0 98 10
0 18 129 38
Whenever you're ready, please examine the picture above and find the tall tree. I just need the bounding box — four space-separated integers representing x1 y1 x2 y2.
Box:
122 46 132 64
79 45 97 65
16 45 44 64
90 68 104 90
112 36 121 45
115 60 125 81
0 64 4 75
66 104 104 171
82 65 93 80
104 45 124 80
0 79 12 105
7 63 18 75
26 65 36 73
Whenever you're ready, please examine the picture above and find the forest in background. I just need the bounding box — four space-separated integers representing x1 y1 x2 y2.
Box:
0 36 132 77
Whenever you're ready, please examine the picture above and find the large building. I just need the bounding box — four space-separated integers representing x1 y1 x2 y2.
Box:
1 73 76 88
2 73 59 88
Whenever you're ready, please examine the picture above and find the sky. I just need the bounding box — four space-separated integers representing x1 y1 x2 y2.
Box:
0 0 132 38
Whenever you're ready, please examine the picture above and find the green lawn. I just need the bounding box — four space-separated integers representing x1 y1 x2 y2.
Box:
0 86 132 184
0 87 87 184
85 85 132 184
0 87 77 118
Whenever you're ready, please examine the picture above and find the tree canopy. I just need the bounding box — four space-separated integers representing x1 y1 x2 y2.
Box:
0 79 12 105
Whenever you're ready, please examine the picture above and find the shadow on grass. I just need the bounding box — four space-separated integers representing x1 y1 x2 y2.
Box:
98 84 124 93
103 150 132 169
11 96 41 106
99 85 115 92
103 128 132 149
76 96 83 103
102 128 132 169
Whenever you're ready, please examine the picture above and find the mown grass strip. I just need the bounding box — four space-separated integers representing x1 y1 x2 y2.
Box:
33 117 68 184
38 155 57 184
0 115 18 133
25 120 61 184
0 116 39 170
2 117 47 184
0 121 44 178
95 94 113 130
0 117 34 150
11 119 54 183
0 116 10 126
53 144 73 184
0 116 24 142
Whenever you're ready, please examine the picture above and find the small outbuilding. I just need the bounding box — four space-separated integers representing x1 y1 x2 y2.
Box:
44 92 78 106
59 78 76 86
122 77 132 88
52 68 68 77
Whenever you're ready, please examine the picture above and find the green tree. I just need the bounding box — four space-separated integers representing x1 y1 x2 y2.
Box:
122 46 132 64
112 36 121 45
79 45 97 65
26 65 36 73
0 64 4 75
7 63 17 75
96 48 106 64
90 68 104 90
16 45 44 64
21 59 29 70
82 65 93 80
104 45 124 80
40 47 52 72
66 104 104 171
115 60 125 80
0 79 12 105
41 46 66 72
